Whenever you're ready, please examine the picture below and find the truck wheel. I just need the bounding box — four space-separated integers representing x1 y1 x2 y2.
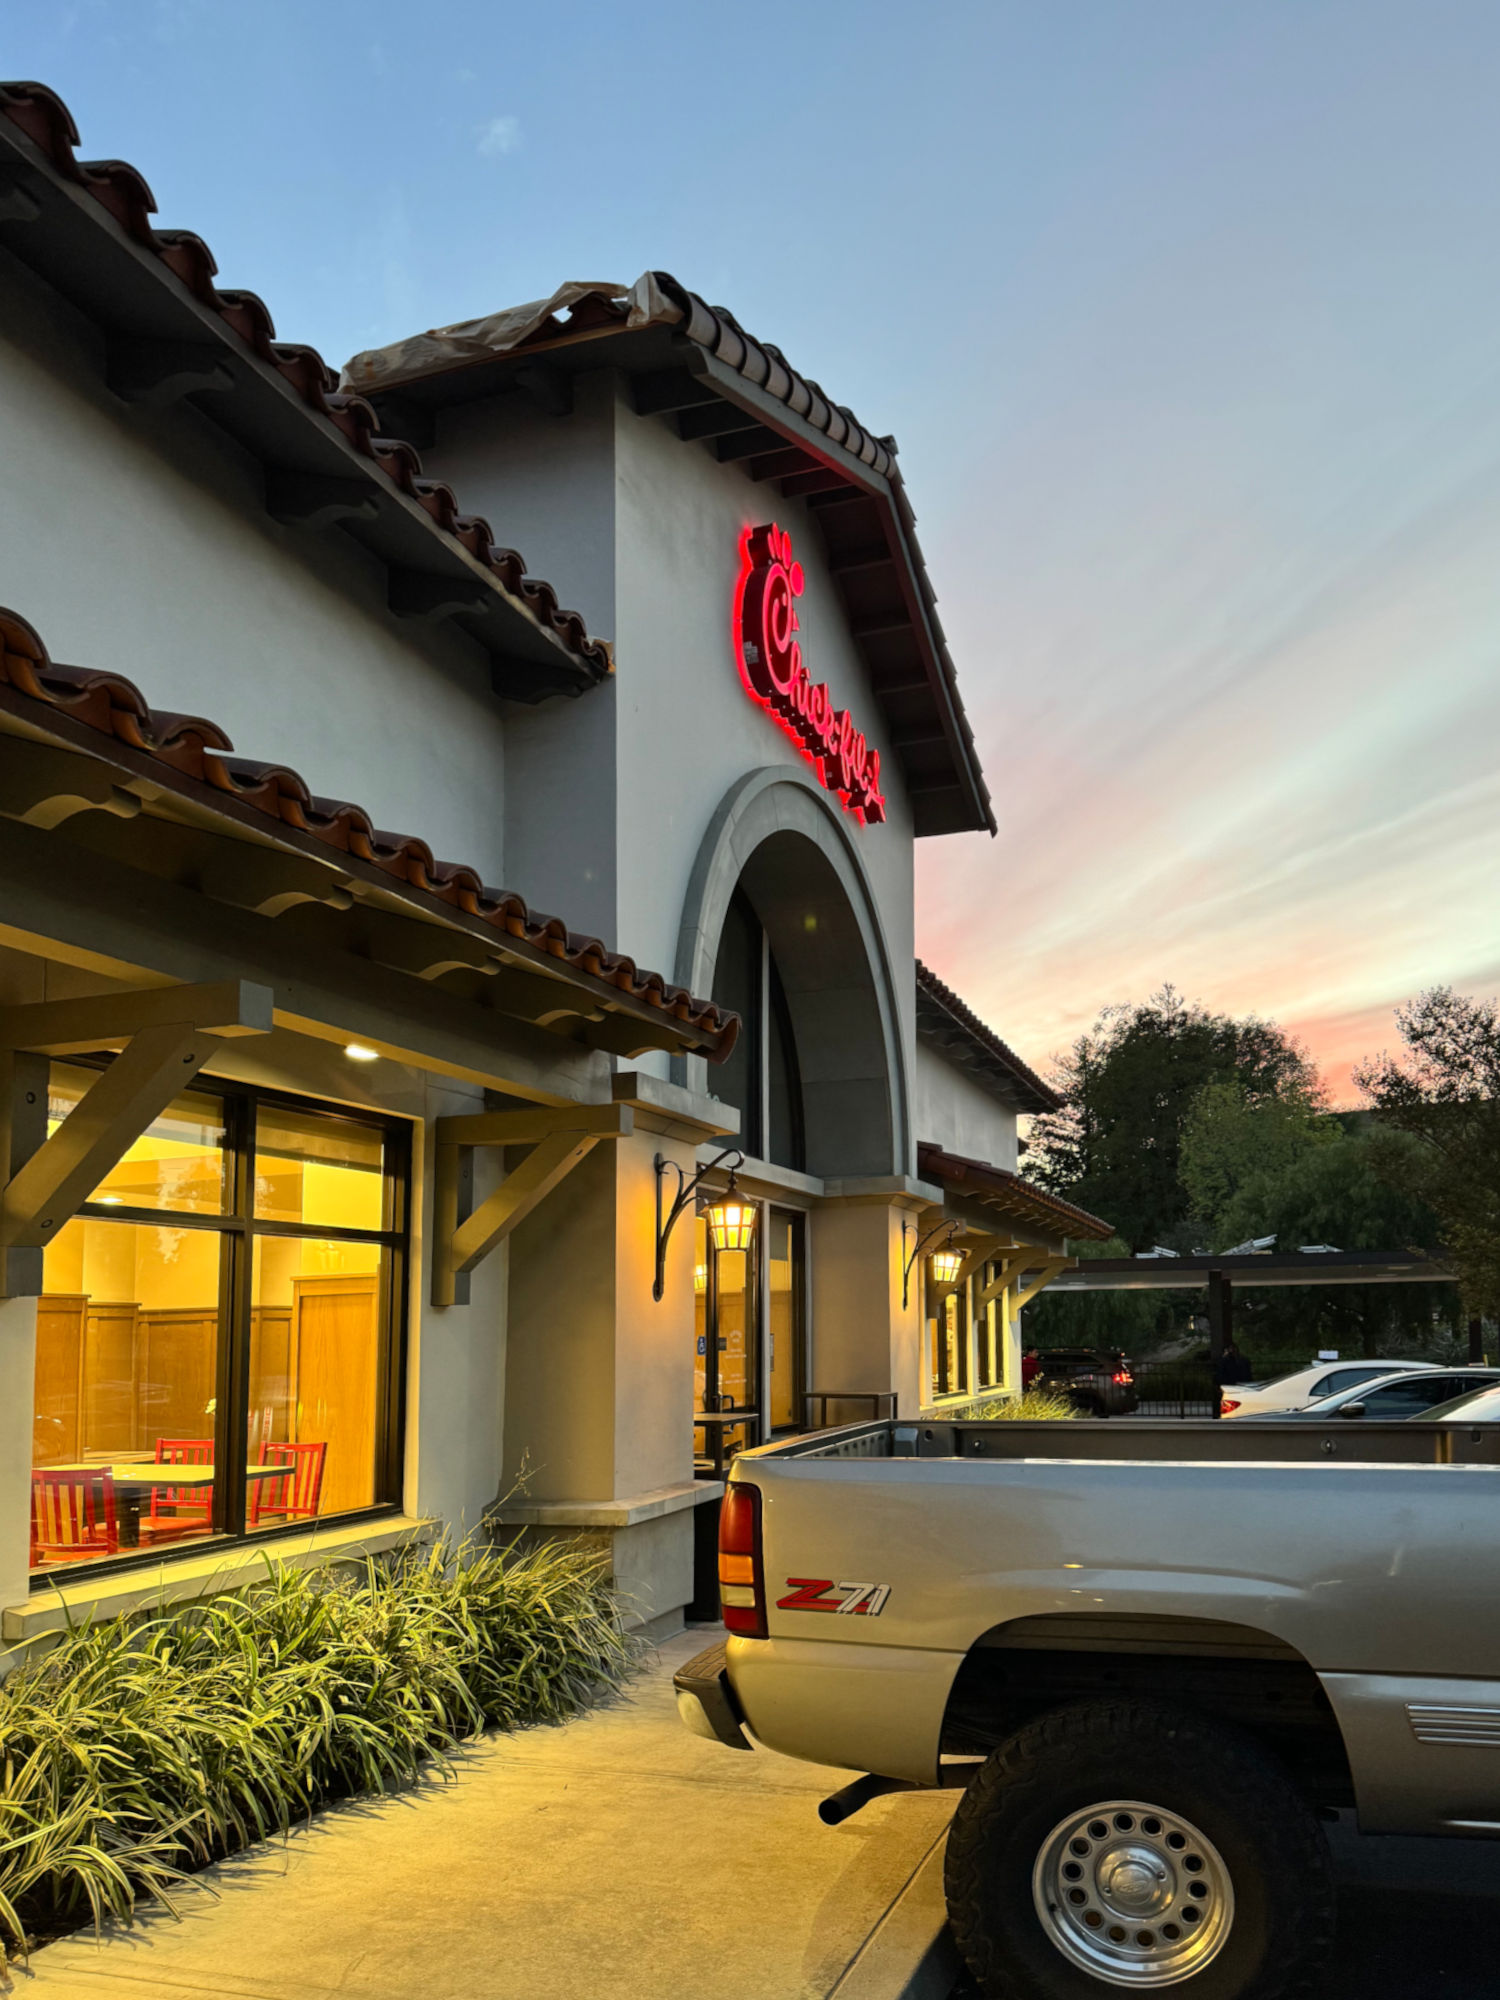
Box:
944 1698 1335 1998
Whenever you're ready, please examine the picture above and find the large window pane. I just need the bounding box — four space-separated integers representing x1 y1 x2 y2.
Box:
254 1107 385 1231
33 1216 223 1569
768 1209 804 1430
247 1236 385 1527
51 1065 228 1214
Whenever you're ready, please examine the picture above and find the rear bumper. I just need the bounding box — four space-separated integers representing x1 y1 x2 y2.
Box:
673 1641 753 1751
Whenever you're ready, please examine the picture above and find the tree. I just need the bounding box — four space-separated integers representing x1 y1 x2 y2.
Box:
1029 986 1320 1252
1211 1127 1459 1359
1179 1076 1332 1248
1354 988 1500 1317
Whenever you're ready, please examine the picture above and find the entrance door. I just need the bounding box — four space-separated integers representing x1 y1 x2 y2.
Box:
693 1213 759 1475
768 1208 806 1432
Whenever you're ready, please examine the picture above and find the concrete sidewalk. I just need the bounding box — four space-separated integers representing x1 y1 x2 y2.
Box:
15 1630 959 2000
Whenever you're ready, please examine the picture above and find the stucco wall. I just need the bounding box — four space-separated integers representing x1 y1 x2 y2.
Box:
913 1040 1020 1170
0 250 511 883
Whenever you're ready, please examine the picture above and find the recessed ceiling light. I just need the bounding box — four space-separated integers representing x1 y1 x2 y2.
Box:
344 1044 379 1062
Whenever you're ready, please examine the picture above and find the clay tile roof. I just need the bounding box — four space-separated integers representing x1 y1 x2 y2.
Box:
915 960 1062 1115
0 605 738 1060
0 81 610 692
916 1142 1113 1243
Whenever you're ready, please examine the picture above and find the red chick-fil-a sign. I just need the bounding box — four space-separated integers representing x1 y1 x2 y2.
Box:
732 523 887 825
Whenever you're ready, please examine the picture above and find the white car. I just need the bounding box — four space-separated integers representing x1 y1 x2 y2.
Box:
1219 1357 1434 1419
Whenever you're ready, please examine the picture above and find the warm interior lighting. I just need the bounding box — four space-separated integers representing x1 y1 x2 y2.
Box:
95 1195 123 1206
929 1246 965 1286
693 1262 708 1294
344 1044 379 1062
705 1174 757 1255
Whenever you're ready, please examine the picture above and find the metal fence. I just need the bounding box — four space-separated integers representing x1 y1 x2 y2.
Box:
1128 1363 1220 1419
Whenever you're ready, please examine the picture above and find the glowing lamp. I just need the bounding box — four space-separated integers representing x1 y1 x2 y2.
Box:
694 1263 708 1295
929 1246 965 1287
706 1187 757 1255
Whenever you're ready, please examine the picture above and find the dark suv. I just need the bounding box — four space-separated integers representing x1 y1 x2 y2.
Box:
1031 1347 1139 1418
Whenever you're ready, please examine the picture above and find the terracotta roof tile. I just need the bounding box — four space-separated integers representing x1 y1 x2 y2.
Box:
915 959 1062 1115
0 606 737 1056
0 80 610 686
916 1142 1113 1242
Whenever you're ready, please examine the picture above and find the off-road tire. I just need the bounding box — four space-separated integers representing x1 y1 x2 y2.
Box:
944 1697 1336 2000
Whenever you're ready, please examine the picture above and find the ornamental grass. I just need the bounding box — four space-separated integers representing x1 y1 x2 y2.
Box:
933 1387 1087 1422
0 1534 629 1956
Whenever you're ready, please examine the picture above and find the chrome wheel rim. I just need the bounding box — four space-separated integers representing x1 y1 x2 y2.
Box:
1031 1798 1234 1988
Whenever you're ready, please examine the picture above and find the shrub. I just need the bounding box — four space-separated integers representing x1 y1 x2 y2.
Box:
928 1387 1085 1422
0 1534 627 1954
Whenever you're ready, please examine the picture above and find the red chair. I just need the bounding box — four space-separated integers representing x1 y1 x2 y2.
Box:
31 1467 118 1563
250 1441 326 1526
141 1438 215 1544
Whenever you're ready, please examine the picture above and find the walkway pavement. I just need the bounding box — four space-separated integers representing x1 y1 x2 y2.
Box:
14 1630 959 2000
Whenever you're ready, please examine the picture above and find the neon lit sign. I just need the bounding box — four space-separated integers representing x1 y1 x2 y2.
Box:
733 523 887 825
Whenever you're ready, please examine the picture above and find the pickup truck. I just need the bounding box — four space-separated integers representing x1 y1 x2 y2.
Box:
675 1415 1500 2000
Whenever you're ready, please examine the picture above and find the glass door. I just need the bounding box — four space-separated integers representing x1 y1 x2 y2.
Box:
692 1211 760 1476
768 1208 806 1432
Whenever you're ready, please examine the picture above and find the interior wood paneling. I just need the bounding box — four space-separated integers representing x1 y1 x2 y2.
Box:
291 1273 379 1516
138 1307 218 1450
83 1302 139 1457
34 1294 85 1464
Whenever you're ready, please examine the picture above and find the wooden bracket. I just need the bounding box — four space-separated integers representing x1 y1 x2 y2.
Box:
0 979 273 1286
1010 1256 1073 1314
431 1102 632 1308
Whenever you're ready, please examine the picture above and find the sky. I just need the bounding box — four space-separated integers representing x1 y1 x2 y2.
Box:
8 1 1500 1102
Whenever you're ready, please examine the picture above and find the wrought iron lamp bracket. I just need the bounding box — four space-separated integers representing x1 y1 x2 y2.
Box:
900 1217 961 1311
653 1147 746 1301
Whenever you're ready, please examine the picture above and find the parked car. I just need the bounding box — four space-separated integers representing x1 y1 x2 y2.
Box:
677 1408 1500 1999
1268 1366 1500 1421
1423 1382 1500 1423
1029 1346 1137 1417
1219 1356 1434 1419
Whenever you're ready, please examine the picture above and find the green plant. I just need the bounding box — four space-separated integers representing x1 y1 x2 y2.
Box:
0 1533 627 1955
930 1387 1084 1422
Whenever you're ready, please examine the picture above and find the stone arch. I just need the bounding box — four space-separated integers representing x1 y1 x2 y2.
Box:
674 768 909 1178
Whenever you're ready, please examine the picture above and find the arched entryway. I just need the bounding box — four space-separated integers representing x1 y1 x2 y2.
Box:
673 768 908 1178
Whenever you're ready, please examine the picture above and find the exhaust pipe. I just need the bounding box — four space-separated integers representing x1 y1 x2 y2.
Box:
818 1773 916 1825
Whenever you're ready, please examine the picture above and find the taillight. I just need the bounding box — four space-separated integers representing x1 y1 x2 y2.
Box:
1221 1398 1241 1415
1112 1371 1131 1385
718 1480 767 1638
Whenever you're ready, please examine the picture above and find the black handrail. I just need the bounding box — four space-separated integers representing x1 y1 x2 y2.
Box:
803 1391 898 1432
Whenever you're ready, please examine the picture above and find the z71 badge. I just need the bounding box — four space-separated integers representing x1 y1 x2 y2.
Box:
776 1578 891 1616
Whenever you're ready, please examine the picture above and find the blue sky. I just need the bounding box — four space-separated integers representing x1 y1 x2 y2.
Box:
9 1 1500 1095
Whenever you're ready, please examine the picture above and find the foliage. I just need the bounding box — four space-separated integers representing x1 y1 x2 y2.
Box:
935 1388 1084 1421
1179 1077 1332 1243
0 1534 628 1955
1028 986 1320 1253
1355 988 1500 1317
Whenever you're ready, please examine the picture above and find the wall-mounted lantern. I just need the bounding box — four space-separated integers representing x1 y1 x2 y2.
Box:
654 1148 749 1301
900 1218 961 1310
928 1244 965 1288
705 1186 757 1256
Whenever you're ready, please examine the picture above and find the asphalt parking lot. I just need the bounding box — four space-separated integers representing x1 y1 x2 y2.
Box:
950 1815 1500 1998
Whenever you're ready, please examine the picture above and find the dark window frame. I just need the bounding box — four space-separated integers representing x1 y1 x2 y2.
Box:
29 1067 410 1589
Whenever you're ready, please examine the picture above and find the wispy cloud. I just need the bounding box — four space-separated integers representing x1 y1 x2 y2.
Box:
476 115 521 159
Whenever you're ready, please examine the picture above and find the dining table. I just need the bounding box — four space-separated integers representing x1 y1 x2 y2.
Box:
53 1460 286 1547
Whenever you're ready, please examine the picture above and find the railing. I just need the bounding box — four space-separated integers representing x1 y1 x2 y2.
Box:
803 1391 899 1431
693 1403 760 1479
1128 1363 1220 1419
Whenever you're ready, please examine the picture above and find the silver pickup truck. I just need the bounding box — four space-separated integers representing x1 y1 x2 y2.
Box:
675 1415 1500 2000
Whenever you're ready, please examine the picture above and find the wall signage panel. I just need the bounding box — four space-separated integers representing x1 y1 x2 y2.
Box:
733 523 887 825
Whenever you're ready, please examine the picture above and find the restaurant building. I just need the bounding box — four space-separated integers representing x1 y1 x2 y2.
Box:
0 81 1107 1653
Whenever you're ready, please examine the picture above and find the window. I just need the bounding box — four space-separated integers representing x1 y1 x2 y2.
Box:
976 1264 1002 1389
768 1209 806 1431
930 1279 969 1400
710 889 805 1171
30 1071 407 1578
